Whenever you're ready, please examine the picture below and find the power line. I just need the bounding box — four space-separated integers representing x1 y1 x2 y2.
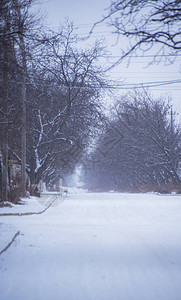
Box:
109 71 179 74
107 54 181 58
106 79 181 89
1 77 180 91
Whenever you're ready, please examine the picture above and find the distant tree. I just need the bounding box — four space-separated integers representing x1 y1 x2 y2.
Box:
86 91 181 192
93 0 181 65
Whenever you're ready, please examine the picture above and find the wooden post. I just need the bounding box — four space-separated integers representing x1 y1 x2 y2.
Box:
15 0 27 197
21 57 27 197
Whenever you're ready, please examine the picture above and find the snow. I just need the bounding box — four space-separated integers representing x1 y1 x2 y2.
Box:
0 192 181 300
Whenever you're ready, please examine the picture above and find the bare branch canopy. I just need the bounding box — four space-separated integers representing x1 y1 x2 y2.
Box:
93 0 181 65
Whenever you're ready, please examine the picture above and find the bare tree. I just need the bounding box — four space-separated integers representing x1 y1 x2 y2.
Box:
92 0 181 65
23 22 108 190
86 91 181 192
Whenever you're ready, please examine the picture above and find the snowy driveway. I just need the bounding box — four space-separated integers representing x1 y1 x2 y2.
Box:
0 192 181 300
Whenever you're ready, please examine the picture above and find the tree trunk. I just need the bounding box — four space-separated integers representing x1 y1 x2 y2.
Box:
1 40 9 203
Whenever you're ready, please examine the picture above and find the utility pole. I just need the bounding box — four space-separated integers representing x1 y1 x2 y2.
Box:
15 0 27 197
21 50 27 197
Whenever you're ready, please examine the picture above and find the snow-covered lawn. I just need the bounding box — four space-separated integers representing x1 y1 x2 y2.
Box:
0 192 181 300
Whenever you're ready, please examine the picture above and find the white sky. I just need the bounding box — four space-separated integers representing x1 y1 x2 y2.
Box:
36 0 181 116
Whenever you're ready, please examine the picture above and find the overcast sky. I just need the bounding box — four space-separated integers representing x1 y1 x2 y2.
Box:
36 0 181 116
40 0 110 26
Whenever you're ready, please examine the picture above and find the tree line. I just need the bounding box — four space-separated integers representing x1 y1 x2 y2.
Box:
0 0 107 203
85 91 181 193
1 0 181 203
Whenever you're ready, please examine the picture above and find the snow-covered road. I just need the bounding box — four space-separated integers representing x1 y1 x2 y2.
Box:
0 192 181 300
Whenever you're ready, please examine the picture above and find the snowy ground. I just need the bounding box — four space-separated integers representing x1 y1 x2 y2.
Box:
0 191 181 300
